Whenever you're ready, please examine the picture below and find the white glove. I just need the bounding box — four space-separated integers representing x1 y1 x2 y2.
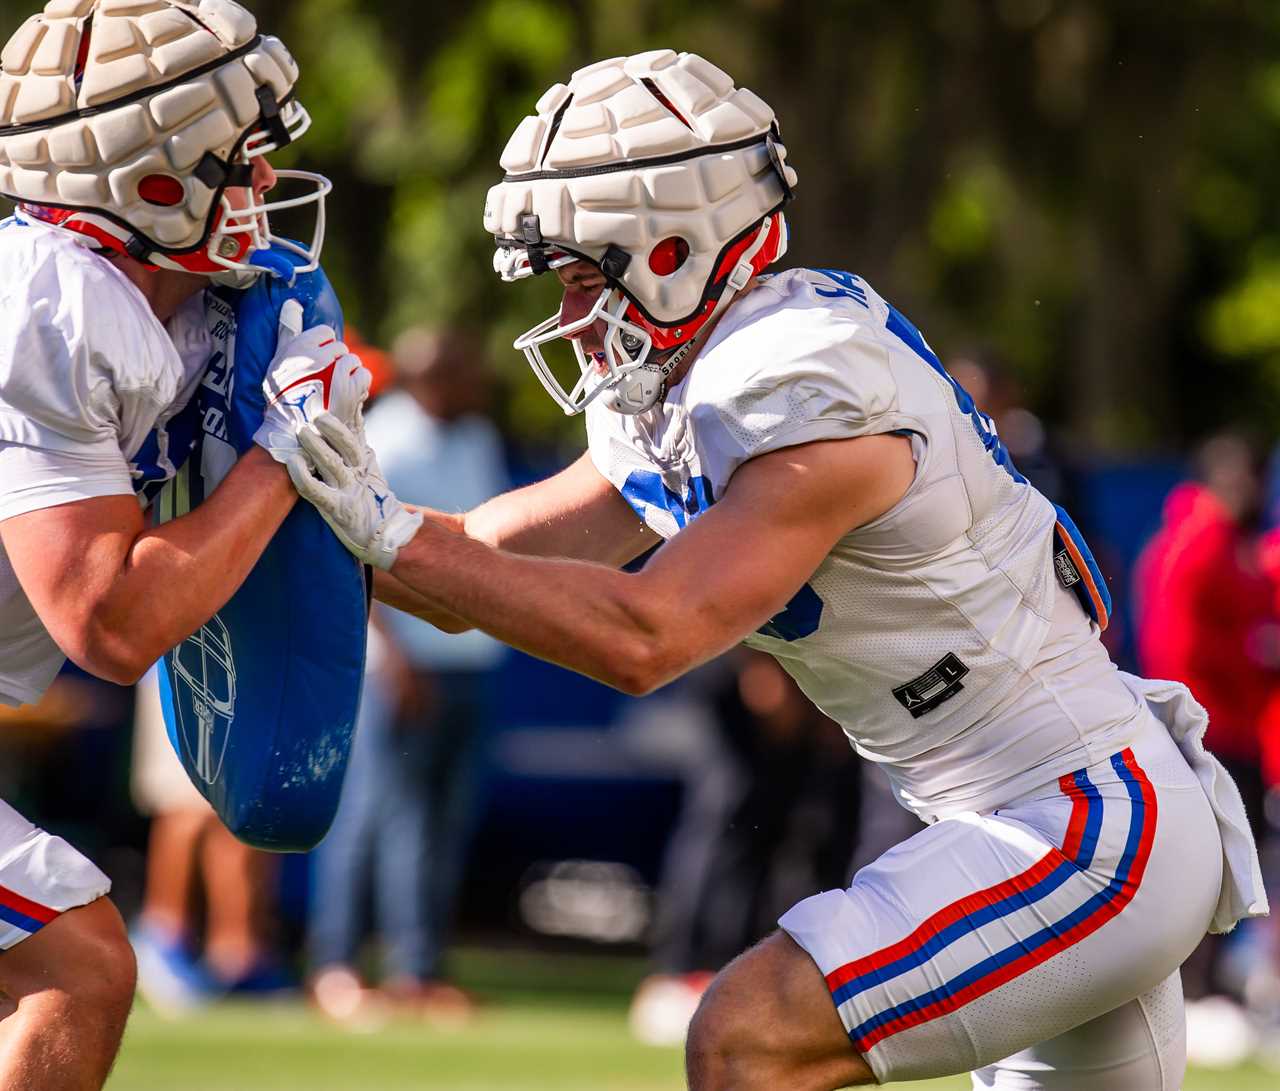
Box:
254 300 373 463
286 413 423 570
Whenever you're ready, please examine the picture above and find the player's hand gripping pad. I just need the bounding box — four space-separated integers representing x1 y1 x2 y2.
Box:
154 261 368 851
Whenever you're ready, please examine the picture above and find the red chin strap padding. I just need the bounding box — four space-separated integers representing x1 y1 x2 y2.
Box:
624 214 786 352
18 204 136 257
19 202 250 275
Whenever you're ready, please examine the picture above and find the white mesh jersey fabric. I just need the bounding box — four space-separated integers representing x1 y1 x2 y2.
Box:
0 219 211 706
779 717 1217 1085
0 222 208 457
586 267 1124 818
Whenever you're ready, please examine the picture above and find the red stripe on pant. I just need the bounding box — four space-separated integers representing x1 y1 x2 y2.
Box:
0 883 58 926
853 749 1157 1054
1058 772 1091 862
824 850 1068 995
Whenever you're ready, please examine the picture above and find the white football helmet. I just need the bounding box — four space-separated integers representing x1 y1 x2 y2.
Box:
0 0 329 280
484 49 797 415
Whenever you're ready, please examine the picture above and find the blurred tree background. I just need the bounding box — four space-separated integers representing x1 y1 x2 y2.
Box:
5 0 1280 450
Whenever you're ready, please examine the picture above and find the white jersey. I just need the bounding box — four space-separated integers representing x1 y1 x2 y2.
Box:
587 268 1142 820
0 221 212 707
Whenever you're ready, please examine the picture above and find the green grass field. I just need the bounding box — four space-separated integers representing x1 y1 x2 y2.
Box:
105 950 1279 1091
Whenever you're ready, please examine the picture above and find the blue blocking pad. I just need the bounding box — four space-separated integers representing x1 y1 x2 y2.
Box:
155 256 368 852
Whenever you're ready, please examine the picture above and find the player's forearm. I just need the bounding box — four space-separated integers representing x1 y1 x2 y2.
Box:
373 567 473 633
459 457 655 566
462 489 571 554
86 449 297 681
389 520 688 695
372 509 473 632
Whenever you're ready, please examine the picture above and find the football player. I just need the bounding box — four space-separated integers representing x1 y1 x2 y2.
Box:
290 51 1266 1090
0 2 368 1086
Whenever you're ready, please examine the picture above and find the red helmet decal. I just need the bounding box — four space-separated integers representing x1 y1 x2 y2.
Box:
648 236 690 277
138 175 185 207
72 16 92 90
18 203 70 226
639 77 693 131
625 215 785 351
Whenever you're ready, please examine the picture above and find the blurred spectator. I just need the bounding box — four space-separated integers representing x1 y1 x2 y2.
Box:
630 651 863 1045
1134 432 1278 1026
130 668 285 1016
1261 539 1280 794
1135 433 1275 829
307 327 508 1025
345 325 394 401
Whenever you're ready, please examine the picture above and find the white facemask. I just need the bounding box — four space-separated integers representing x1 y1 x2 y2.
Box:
500 215 776 416
513 287 671 416
206 100 331 284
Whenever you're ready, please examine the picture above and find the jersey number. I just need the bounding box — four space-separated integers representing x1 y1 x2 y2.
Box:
815 270 1025 485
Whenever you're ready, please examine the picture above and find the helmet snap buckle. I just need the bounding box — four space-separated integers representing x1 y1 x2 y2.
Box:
519 213 543 246
766 127 795 202
254 85 292 150
600 244 631 281
727 259 754 292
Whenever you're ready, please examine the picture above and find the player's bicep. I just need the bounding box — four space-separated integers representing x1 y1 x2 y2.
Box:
0 493 144 647
0 439 140 622
465 450 657 566
635 433 915 654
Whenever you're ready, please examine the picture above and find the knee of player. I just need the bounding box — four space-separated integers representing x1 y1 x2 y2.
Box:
686 968 774 1077
88 923 138 1018
687 933 873 1091
35 899 136 1016
685 992 734 1088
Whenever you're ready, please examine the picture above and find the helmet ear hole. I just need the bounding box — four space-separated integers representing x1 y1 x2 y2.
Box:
138 175 185 207
648 236 690 277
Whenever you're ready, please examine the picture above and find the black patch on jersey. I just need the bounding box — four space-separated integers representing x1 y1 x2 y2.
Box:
892 654 970 719
1053 545 1082 589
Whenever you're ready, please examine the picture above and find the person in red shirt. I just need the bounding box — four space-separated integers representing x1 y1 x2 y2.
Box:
1135 432 1276 1003
1137 434 1277 781
1259 533 1280 791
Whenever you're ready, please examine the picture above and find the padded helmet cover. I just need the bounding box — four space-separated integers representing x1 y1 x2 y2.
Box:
0 0 304 259
483 49 799 329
